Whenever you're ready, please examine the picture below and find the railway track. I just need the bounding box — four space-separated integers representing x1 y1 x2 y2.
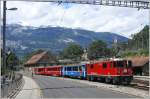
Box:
128 83 149 91
128 77 149 91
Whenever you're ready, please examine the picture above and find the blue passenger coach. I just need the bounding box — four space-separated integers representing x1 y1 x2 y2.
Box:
62 64 86 79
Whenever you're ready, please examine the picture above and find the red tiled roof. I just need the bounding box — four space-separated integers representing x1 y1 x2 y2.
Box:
127 56 149 67
25 51 47 65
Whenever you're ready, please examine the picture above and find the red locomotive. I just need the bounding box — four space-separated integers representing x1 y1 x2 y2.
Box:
86 59 133 84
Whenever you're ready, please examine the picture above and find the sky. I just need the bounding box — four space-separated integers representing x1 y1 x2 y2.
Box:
2 1 149 38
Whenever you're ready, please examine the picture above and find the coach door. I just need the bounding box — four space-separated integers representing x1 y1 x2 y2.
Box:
82 65 86 78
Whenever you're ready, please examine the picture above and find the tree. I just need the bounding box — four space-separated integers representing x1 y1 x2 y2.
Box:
105 48 116 57
87 40 108 60
127 25 149 50
60 43 84 61
119 25 149 57
1 49 20 75
7 52 19 70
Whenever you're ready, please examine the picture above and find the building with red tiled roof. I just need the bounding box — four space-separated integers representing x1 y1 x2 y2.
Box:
24 51 57 67
127 57 149 76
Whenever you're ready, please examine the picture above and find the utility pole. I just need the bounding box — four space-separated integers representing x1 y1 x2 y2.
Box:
2 1 6 75
113 37 118 58
2 1 17 75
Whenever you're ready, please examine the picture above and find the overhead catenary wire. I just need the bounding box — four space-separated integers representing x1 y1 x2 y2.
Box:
57 2 68 27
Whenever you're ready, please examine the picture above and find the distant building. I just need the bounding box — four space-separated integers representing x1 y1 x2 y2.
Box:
127 57 149 76
24 51 57 67
81 48 89 61
58 59 75 65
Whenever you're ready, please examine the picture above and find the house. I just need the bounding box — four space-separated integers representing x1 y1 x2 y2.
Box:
24 51 57 67
127 57 149 76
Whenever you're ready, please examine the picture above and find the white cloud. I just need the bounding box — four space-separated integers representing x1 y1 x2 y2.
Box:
5 1 149 38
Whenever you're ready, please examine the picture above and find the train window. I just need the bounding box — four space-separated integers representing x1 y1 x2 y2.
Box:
72 67 75 71
73 67 75 71
67 67 69 71
117 61 124 67
103 63 107 68
114 62 117 67
124 60 127 68
64 67 66 71
90 64 94 69
69 67 73 71
38 69 41 72
68 67 71 71
65 67 67 71
75 67 77 71
48 68 51 71
74 67 78 71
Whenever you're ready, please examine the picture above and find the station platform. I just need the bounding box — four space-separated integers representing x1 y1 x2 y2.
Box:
15 76 42 99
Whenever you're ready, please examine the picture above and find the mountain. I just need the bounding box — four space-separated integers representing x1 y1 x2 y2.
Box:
5 24 128 58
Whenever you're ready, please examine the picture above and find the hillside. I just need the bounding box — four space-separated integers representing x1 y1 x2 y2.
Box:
6 24 128 57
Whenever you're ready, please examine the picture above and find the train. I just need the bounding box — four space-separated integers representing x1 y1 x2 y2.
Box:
33 59 133 85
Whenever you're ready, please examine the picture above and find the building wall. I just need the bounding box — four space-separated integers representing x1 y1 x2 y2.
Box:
133 62 149 76
133 67 142 75
142 62 149 76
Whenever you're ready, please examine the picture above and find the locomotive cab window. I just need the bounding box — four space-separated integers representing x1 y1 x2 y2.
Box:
90 64 94 69
103 63 107 68
113 61 117 67
116 61 124 67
